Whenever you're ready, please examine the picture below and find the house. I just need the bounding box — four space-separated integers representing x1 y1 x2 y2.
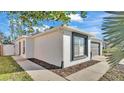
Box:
0 35 14 56
14 26 103 68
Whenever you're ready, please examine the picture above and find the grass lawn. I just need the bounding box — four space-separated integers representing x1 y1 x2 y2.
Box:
0 56 33 81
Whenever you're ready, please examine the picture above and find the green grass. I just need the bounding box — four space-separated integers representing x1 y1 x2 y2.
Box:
0 56 33 81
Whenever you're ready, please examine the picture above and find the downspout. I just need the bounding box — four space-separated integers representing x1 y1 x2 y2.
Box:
61 61 64 69
90 52 92 60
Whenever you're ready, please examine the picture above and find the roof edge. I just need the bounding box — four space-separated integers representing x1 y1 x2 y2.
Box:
15 26 95 40
31 26 94 38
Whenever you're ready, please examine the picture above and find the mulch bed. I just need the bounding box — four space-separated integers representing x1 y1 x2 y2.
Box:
51 60 100 77
29 58 100 77
28 58 60 69
99 64 124 81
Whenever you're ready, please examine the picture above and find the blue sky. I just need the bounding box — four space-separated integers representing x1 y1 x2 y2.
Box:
0 11 109 39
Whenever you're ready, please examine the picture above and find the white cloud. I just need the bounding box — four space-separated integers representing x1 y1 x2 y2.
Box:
68 25 103 39
33 25 50 31
70 26 101 38
68 14 83 23
82 27 102 37
70 25 78 28
71 25 101 36
89 31 100 36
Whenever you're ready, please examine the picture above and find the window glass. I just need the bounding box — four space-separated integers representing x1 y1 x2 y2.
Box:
74 36 79 57
74 36 85 57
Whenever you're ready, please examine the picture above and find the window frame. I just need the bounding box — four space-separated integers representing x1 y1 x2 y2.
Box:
72 32 88 61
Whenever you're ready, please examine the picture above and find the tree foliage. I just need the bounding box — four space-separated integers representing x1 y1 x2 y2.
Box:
7 11 86 40
102 12 124 67
0 31 4 43
0 30 11 44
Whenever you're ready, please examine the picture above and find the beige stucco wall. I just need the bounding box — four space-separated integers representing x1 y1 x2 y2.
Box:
63 30 91 68
100 42 103 56
14 40 19 55
14 38 27 58
14 37 34 58
33 31 63 67
26 38 34 58
3 44 14 56
14 28 102 68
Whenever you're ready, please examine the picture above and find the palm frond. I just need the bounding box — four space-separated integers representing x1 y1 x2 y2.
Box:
102 12 124 66
108 48 124 67
105 11 124 15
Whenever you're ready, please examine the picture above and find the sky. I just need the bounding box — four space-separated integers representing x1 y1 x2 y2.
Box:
0 11 109 40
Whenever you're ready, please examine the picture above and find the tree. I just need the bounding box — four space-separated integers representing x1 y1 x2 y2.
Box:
0 31 4 43
3 36 12 44
0 31 11 44
8 12 25 40
7 11 87 40
102 12 124 67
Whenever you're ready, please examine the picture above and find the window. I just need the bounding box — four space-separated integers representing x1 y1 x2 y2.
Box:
72 33 88 60
23 40 25 54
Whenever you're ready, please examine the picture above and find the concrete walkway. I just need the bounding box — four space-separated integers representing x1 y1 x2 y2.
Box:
66 56 109 81
12 56 109 81
12 56 66 81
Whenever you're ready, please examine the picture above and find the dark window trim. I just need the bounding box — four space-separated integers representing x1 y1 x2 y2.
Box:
71 32 88 61
91 42 100 55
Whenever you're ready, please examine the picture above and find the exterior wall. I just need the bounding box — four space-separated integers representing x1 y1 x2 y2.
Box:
88 37 91 58
33 31 63 67
100 42 103 55
13 27 103 68
90 38 103 57
14 41 19 55
0 44 3 56
25 38 34 58
3 44 14 56
14 38 27 58
63 30 91 68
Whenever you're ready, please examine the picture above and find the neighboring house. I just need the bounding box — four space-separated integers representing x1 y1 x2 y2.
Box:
0 44 14 56
0 34 15 56
14 26 103 68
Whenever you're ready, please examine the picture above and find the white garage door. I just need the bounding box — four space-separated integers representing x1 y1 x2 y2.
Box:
91 42 100 57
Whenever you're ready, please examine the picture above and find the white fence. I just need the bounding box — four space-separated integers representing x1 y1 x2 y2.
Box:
3 44 14 56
